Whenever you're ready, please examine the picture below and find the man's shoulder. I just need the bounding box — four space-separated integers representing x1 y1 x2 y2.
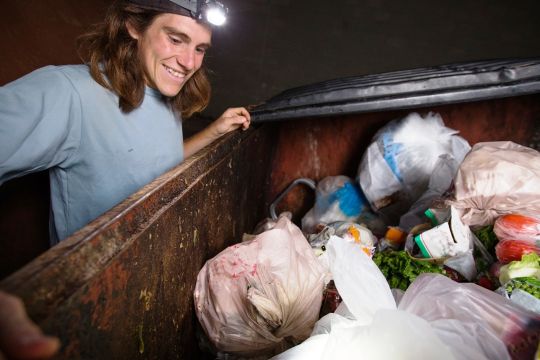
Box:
55 65 114 100
6 64 93 90
54 64 95 85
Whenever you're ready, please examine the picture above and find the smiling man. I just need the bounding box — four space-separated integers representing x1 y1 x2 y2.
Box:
0 0 249 358
0 0 250 246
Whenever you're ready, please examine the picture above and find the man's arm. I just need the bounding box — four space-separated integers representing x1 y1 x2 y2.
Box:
184 107 251 158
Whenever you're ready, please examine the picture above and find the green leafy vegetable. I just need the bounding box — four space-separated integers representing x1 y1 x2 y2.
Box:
504 277 540 300
373 250 445 291
473 226 498 256
499 253 540 284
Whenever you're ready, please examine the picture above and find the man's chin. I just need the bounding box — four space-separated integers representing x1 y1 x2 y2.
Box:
158 85 183 98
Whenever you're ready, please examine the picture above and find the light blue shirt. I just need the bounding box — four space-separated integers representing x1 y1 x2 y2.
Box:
0 65 184 244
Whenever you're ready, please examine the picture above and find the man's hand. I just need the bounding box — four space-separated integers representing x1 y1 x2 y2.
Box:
208 107 251 137
184 107 251 158
0 291 60 360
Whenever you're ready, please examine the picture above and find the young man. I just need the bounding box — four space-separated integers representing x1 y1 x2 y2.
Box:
0 0 249 358
0 0 250 245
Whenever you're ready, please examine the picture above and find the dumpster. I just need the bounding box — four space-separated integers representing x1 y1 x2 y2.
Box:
1 58 540 359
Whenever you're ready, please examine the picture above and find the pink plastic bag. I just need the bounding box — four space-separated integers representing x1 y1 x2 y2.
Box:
194 216 327 358
449 141 540 226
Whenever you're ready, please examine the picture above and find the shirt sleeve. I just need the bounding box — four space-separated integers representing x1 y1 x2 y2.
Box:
0 66 82 185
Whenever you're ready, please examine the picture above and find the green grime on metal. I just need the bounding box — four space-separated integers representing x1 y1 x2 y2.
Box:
138 323 144 354
193 229 199 246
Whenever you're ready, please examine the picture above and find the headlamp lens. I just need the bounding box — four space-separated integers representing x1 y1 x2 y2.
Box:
205 6 227 26
199 0 227 26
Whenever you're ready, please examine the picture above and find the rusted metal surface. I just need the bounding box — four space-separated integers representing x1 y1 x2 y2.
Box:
268 94 540 219
0 125 276 359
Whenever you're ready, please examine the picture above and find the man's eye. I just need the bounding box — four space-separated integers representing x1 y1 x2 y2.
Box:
196 47 207 54
169 36 181 44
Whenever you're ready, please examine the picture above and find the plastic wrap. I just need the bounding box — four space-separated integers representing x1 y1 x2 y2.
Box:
494 214 540 243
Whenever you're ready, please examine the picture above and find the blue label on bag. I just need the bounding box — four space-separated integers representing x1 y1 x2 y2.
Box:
330 182 368 217
382 133 403 182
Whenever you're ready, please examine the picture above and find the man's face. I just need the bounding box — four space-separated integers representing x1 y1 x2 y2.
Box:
128 14 212 97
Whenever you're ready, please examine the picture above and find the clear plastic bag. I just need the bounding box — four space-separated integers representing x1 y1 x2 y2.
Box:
194 216 328 358
494 214 540 243
400 274 540 360
357 112 470 225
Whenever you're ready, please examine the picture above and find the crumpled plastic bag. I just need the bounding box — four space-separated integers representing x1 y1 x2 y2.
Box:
449 141 540 226
357 112 470 225
301 175 383 235
273 235 538 360
399 154 460 232
194 216 328 358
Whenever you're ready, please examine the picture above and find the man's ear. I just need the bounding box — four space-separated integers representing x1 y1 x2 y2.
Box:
125 21 139 40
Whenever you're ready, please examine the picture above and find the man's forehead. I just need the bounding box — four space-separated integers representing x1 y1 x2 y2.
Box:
155 14 212 45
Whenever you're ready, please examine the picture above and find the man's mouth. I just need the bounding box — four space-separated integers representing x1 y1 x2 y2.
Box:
164 65 185 79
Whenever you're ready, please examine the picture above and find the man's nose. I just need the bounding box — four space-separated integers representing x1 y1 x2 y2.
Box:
176 48 195 71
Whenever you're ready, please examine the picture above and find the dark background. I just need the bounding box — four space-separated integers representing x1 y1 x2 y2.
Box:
1 0 539 116
205 0 540 116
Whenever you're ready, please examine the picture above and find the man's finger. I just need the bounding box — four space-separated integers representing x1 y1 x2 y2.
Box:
0 291 60 359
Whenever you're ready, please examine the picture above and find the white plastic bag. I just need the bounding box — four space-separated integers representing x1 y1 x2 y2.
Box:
357 112 470 225
273 237 524 360
194 216 328 358
449 141 540 226
273 238 456 359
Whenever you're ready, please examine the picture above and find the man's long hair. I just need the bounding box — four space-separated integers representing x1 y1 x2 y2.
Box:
77 0 211 119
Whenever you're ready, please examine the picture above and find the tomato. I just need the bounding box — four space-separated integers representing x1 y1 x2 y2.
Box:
495 239 540 263
494 214 540 242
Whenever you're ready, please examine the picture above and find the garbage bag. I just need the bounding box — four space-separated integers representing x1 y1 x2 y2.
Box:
449 141 540 227
357 112 470 225
273 235 535 360
194 216 328 358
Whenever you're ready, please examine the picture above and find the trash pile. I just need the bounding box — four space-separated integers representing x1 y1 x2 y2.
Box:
194 112 540 359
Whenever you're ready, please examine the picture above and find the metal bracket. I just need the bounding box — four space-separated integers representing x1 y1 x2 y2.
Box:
269 178 316 220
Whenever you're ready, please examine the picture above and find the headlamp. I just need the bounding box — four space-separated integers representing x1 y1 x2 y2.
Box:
169 0 228 26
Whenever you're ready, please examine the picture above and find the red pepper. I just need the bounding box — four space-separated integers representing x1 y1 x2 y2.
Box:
495 239 540 263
